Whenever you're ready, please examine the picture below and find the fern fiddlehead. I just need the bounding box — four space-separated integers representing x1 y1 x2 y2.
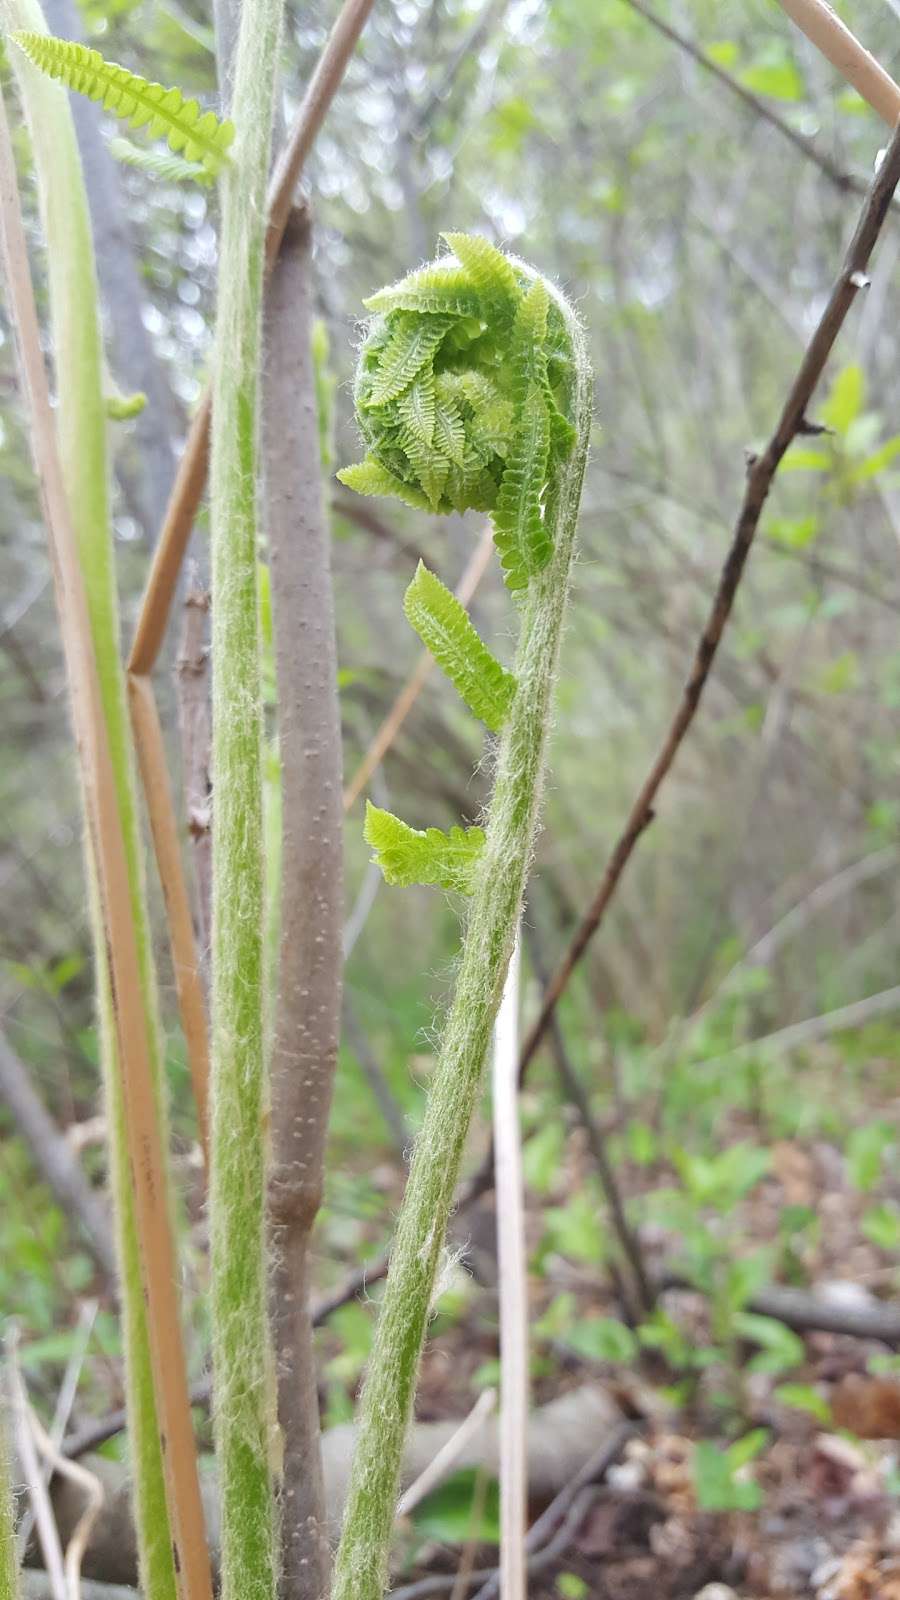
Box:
333 234 592 1600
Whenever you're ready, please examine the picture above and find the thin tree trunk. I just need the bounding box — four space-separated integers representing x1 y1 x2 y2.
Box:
264 206 343 1600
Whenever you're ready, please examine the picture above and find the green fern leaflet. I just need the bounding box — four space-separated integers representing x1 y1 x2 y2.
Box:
12 32 234 178
403 563 516 732
364 803 485 894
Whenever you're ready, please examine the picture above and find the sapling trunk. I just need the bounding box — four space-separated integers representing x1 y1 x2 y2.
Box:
207 0 286 1589
264 206 344 1600
332 238 592 1600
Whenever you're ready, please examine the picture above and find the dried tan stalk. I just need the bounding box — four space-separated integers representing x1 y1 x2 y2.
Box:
0 83 212 1600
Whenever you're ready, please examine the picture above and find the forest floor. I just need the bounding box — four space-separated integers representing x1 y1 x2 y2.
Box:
381 1076 900 1600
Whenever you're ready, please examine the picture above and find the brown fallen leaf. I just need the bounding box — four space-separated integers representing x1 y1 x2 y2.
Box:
832 1375 900 1440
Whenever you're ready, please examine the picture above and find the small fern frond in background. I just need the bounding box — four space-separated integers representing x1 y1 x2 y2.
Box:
403 562 516 732
12 33 234 177
108 133 212 185
364 802 485 894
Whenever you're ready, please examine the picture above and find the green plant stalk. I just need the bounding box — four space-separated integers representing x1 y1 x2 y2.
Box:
2 10 177 1597
0 1413 18 1600
333 292 591 1600
207 0 285 1589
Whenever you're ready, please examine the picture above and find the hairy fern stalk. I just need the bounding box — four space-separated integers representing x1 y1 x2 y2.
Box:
333 233 592 1600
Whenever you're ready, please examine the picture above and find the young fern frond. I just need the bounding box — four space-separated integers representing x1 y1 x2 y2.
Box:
108 133 211 185
339 231 573 579
403 561 516 732
12 33 234 176
334 234 592 1600
364 802 485 894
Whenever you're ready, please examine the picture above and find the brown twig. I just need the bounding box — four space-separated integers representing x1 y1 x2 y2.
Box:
391 1426 634 1600
174 577 213 971
515 118 900 1088
0 1031 116 1283
619 0 881 196
0 84 212 1600
264 207 343 1600
524 926 652 1319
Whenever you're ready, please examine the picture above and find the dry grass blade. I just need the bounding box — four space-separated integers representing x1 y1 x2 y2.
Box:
0 83 212 1600
28 1411 103 1600
397 1390 497 1518
6 1330 66 1600
490 937 526 1600
778 0 900 125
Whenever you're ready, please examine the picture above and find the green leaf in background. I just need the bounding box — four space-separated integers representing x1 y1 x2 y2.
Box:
861 1202 900 1252
543 1190 605 1264
625 1119 658 1166
821 364 864 435
767 515 820 549
563 1316 638 1364
733 1312 805 1375
522 1119 567 1194
693 1439 763 1512
774 1383 832 1424
740 51 804 102
412 1470 501 1544
846 1120 893 1191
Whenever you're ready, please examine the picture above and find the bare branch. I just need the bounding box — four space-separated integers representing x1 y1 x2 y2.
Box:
516 119 900 1087
0 1032 116 1283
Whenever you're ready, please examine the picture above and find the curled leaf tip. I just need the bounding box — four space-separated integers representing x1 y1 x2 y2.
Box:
340 234 579 590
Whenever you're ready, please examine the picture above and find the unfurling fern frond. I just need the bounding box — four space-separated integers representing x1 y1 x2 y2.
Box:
12 32 234 178
339 231 578 594
108 134 211 186
403 563 516 732
364 802 485 894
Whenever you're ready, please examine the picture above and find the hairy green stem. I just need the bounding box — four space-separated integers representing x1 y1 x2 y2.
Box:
207 0 285 1589
0 1414 17 1600
333 291 591 1600
2 12 177 1596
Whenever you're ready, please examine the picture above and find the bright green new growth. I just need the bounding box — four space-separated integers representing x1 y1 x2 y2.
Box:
108 134 210 186
403 561 516 732
0 1415 18 1600
206 0 284 1584
12 31 234 177
364 801 485 893
333 234 592 1600
337 231 576 590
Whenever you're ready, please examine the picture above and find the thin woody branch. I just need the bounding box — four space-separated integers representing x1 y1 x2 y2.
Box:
516 117 900 1086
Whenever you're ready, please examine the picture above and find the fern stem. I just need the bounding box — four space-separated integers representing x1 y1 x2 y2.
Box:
0 1410 18 1600
1 8 180 1595
207 0 285 1587
332 292 591 1600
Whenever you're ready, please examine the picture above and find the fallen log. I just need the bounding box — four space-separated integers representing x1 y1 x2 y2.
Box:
35 1385 623 1588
